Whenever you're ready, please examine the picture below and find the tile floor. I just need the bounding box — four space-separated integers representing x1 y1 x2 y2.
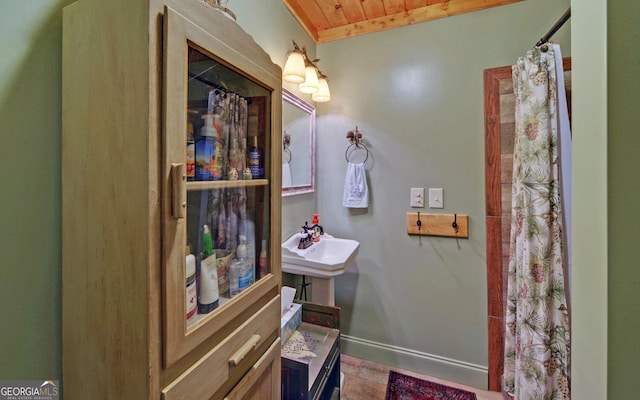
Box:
340 354 504 400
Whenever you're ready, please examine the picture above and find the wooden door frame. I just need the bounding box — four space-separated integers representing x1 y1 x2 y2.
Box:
483 58 572 392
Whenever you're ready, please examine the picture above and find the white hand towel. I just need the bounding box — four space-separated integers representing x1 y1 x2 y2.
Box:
282 163 292 187
343 162 369 208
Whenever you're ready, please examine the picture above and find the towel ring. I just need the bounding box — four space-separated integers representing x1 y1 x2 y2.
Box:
345 142 369 163
283 147 292 164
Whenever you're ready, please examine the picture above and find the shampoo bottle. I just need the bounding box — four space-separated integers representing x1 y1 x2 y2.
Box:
248 136 264 179
198 225 219 313
186 245 197 324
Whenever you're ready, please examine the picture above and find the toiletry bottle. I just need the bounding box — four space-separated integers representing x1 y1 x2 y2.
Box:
229 258 242 298
229 236 249 298
186 121 195 181
237 235 254 293
238 212 256 282
186 245 197 324
311 214 321 242
259 239 268 279
198 225 219 313
195 114 216 181
248 135 264 179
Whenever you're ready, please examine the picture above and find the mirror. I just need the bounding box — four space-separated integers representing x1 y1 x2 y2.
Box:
282 89 315 196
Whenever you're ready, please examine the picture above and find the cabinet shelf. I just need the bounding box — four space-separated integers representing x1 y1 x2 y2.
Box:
186 179 268 191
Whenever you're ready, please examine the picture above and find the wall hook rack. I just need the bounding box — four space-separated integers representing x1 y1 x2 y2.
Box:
406 212 469 238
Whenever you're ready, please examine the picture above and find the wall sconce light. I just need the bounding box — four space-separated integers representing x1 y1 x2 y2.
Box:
312 74 330 102
283 40 330 102
299 65 319 94
282 49 306 84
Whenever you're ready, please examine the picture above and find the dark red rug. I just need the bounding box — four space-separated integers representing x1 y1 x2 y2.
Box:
385 370 478 400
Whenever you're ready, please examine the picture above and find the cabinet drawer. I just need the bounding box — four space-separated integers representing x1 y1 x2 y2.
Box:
224 337 281 400
162 295 280 400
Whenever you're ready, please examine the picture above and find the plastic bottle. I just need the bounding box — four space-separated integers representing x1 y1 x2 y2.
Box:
248 135 264 179
186 245 197 324
229 236 252 298
237 235 254 293
238 214 256 282
195 115 216 181
259 239 268 279
228 258 242 298
198 225 219 313
311 214 321 242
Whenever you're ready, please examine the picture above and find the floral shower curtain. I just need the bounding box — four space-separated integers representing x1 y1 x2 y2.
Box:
503 47 571 399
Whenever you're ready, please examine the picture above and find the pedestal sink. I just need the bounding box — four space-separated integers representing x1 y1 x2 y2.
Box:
281 233 359 306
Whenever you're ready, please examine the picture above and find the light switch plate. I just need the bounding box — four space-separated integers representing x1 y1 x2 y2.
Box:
429 188 444 208
410 187 425 208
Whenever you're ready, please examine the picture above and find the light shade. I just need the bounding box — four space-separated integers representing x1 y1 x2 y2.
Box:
298 66 319 94
282 52 306 84
312 77 331 102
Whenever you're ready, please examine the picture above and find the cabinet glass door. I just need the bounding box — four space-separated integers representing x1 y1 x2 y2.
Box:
163 6 280 367
185 45 271 312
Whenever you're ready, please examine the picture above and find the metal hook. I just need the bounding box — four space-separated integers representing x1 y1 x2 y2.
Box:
452 213 459 234
417 212 422 231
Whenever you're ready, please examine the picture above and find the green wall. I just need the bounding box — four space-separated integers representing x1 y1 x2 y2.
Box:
315 0 570 387
607 0 640 398
0 0 74 379
571 0 608 398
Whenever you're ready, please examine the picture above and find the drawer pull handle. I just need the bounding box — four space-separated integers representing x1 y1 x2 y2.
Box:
171 163 186 219
228 334 261 367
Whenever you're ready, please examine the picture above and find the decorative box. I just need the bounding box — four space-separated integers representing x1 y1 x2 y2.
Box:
281 302 302 345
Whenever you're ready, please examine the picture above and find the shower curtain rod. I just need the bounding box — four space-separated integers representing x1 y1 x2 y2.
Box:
536 7 571 47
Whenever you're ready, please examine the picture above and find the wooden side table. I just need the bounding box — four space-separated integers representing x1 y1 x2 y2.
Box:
281 302 341 400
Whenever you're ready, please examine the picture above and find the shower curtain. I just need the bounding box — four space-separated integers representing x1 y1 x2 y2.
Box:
503 45 571 400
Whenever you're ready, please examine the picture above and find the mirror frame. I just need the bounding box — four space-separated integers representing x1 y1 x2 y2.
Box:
282 88 316 196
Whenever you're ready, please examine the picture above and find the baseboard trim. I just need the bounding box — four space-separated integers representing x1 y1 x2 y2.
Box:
341 334 488 390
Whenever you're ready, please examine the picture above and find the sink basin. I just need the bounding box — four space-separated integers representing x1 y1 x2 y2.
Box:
281 233 359 305
281 234 360 275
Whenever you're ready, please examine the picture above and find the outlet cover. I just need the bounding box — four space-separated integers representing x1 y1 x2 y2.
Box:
429 188 444 208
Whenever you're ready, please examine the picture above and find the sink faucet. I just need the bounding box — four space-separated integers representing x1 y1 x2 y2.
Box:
297 222 314 249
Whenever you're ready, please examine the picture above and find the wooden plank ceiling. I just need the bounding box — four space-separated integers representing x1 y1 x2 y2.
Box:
282 0 522 43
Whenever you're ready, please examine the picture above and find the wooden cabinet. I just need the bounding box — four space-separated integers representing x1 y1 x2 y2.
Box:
62 1 282 399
